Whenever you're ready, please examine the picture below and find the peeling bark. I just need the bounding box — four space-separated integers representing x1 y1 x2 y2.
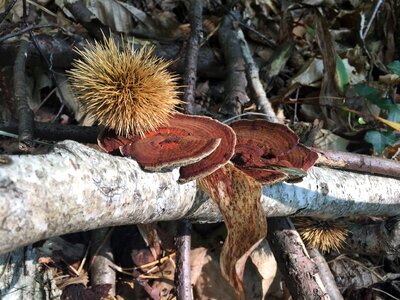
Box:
0 140 399 255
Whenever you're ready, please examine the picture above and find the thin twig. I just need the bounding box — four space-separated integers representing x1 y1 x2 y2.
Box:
13 39 34 151
183 0 203 115
237 28 278 123
222 112 274 123
27 30 68 121
26 0 57 17
0 0 18 25
174 221 192 300
90 228 116 296
308 247 343 300
360 0 384 39
0 24 61 44
316 149 400 179
176 0 204 297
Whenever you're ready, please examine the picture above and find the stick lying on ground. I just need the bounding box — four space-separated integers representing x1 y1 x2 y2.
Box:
0 140 399 255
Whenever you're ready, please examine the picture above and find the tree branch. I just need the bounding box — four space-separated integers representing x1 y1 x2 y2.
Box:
0 140 399 255
267 218 328 299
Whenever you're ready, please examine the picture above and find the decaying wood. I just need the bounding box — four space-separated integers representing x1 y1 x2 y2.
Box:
267 217 329 299
0 140 399 255
183 0 203 116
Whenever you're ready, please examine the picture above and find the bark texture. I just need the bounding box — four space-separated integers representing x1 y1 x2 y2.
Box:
0 247 59 300
267 218 329 300
0 140 399 255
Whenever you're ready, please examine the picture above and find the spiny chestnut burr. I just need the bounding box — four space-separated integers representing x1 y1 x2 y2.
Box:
67 37 181 137
294 217 348 253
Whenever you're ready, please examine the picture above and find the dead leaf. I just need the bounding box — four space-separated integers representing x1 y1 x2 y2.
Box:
61 284 111 300
198 163 266 297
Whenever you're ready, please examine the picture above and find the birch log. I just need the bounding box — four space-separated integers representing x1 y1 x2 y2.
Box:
0 140 399 255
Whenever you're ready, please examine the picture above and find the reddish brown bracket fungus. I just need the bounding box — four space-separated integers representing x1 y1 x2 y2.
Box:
98 113 235 180
120 135 221 171
175 114 236 183
98 131 132 154
230 119 318 184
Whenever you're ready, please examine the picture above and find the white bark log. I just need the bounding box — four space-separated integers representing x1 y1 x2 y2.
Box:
0 140 399 255
0 246 60 299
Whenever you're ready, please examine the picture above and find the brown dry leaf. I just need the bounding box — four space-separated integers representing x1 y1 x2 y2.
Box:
190 247 209 286
191 247 236 300
61 284 112 300
198 163 266 298
315 11 343 130
137 223 163 260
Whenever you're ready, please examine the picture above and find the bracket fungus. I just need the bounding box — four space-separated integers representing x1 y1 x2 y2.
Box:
175 114 236 183
120 135 221 171
98 113 236 181
230 119 319 184
197 119 319 296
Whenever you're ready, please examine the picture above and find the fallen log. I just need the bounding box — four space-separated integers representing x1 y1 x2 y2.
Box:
0 140 399 255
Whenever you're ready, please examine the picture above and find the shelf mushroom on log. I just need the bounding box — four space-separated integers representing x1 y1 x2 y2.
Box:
230 119 319 184
196 119 319 295
98 113 237 182
97 115 319 297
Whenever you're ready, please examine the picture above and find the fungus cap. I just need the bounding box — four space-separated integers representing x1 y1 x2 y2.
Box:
230 119 318 184
120 134 221 171
174 114 236 183
98 113 236 181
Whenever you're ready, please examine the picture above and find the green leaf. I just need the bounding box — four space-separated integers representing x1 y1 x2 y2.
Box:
365 131 397 154
354 84 394 110
358 117 366 125
336 56 349 94
305 24 315 36
388 60 400 76
270 166 307 180
387 104 400 123
268 42 294 78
